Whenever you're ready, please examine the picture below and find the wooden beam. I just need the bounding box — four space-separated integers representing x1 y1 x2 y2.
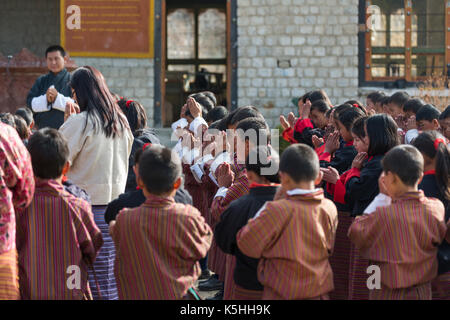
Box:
446 0 450 76
405 0 412 81
365 0 373 81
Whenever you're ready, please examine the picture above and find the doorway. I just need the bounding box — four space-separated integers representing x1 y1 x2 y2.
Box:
154 0 237 127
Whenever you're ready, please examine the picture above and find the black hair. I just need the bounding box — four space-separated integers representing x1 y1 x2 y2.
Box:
332 104 353 120
412 131 450 200
230 106 264 126
117 98 147 136
338 108 365 131
301 91 313 104
440 106 450 120
15 108 33 126
381 96 390 106
325 108 333 119
205 106 229 123
351 116 368 139
209 119 227 131
382 145 424 187
310 100 331 114
280 144 319 183
367 91 386 104
45 45 66 58
14 115 29 140
0 113 16 128
199 91 217 107
235 117 271 146
138 145 182 195
309 90 332 105
403 98 425 115
27 128 69 179
245 145 280 183
343 100 368 115
366 114 399 156
389 91 410 108
416 104 442 122
70 67 128 138
185 93 215 119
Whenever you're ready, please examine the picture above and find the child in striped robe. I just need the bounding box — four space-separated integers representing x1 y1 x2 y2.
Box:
17 129 103 300
110 145 212 300
348 145 447 300
237 144 338 300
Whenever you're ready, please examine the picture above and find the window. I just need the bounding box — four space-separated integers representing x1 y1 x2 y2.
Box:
364 0 449 82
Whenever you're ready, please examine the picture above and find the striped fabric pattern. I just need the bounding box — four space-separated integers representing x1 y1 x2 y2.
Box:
237 190 338 300
89 205 118 300
232 283 263 300
432 271 450 300
0 249 20 300
16 179 103 300
348 191 447 291
370 282 432 300
113 195 212 300
348 242 370 300
223 254 236 300
208 170 249 278
328 211 353 300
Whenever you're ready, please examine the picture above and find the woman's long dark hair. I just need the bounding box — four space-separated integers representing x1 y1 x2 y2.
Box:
70 66 128 138
366 114 399 156
413 131 450 200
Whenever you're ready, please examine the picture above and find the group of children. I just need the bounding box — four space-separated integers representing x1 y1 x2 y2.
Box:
1 85 450 300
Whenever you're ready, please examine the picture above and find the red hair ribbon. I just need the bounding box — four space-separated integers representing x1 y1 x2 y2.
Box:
143 143 152 151
434 138 444 150
353 104 359 108
126 100 134 108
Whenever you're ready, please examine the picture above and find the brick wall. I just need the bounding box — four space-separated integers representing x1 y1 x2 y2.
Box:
236 0 360 127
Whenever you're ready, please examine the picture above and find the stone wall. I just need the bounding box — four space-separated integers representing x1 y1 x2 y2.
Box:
0 0 59 57
236 0 360 127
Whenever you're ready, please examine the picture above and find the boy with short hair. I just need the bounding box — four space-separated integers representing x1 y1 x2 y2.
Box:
439 106 450 141
237 144 338 300
405 104 442 144
111 145 212 300
17 128 103 300
348 145 447 300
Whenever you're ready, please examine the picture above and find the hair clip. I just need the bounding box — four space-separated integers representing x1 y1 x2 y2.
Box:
353 104 359 108
126 100 134 108
434 138 444 151
143 143 152 151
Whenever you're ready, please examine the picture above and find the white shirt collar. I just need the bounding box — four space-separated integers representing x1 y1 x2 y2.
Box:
286 188 321 196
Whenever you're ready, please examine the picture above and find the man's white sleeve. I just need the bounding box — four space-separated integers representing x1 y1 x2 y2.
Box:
52 93 74 112
189 116 208 137
31 94 50 113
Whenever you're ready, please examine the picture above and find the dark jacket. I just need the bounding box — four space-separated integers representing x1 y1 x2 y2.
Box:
104 187 192 224
345 155 383 217
215 186 278 291
125 128 161 193
63 179 92 204
419 173 450 274
26 69 71 130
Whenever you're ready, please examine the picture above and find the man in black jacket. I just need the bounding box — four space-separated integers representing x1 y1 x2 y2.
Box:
26 45 73 129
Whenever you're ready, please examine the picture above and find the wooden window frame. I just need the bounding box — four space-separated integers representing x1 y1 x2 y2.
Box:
359 0 450 87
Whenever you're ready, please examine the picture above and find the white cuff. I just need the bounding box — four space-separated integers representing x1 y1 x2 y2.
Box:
364 193 392 215
405 129 419 144
189 116 208 137
31 94 50 113
208 172 219 187
200 153 214 171
190 163 204 183
214 186 228 199
52 93 74 112
172 118 189 132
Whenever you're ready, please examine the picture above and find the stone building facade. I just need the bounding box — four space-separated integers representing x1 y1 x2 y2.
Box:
1 0 447 129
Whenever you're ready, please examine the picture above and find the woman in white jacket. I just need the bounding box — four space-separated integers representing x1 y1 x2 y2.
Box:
59 66 133 300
